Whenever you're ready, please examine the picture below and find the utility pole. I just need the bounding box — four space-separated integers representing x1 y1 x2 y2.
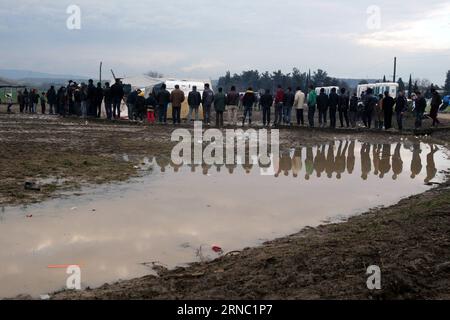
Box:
393 57 397 83
99 61 103 83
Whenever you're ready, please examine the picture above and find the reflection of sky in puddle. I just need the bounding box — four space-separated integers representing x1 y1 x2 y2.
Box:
0 140 448 298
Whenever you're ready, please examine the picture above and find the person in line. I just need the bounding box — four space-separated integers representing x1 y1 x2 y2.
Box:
40 92 46 114
23 88 30 113
317 88 328 127
225 86 239 126
328 87 339 128
170 84 185 125
274 85 284 125
430 88 442 127
95 82 104 118
306 85 317 127
80 83 88 118
111 79 124 119
46 86 57 115
126 89 138 121
31 89 40 113
135 90 147 121
363 88 377 129
338 88 349 128
202 83 214 125
156 83 170 124
17 90 25 113
349 92 358 128
67 81 75 115
57 86 67 116
242 87 256 126
375 94 384 129
382 90 395 130
187 86 201 122
395 90 407 131
214 87 226 127
73 84 82 116
87 79 96 117
414 91 427 129
260 88 273 126
283 87 295 125
6 93 13 113
293 86 305 126
103 82 112 120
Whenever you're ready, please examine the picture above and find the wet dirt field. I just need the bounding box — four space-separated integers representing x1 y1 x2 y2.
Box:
1 113 450 299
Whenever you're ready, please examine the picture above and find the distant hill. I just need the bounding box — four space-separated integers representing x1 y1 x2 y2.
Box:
0 69 89 81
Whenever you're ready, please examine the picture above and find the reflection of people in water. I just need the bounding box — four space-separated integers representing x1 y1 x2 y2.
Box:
314 144 326 178
425 144 439 183
202 162 211 175
292 148 302 178
410 144 422 179
347 140 355 174
335 140 348 179
391 143 403 180
304 146 314 180
372 144 381 176
156 156 170 173
361 143 371 180
378 144 391 179
169 159 183 173
279 150 292 176
325 142 335 178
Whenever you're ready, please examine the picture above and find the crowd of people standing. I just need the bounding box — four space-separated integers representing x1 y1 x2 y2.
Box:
11 80 444 131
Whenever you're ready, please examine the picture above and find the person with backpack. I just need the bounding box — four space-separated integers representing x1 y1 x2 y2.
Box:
187 86 202 122
201 83 214 125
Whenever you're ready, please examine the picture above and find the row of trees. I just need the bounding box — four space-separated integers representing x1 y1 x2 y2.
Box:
217 69 350 93
217 69 450 98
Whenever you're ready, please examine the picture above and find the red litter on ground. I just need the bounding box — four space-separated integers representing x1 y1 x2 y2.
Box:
26 215 33 218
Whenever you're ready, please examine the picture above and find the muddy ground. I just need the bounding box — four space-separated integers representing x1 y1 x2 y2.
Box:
1 111 450 299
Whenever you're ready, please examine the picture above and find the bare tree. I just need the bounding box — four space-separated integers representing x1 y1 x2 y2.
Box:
145 70 164 78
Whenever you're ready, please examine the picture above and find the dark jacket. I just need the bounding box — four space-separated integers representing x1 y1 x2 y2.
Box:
364 94 378 112
383 96 395 112
146 95 157 109
202 88 214 106
338 94 349 110
96 87 104 104
127 91 138 105
226 90 240 106
349 96 358 112
214 92 226 112
110 83 124 99
188 90 201 106
395 95 407 113
415 97 427 114
316 92 328 110
46 88 57 104
260 93 273 108
135 95 146 113
283 91 295 107
103 87 112 104
87 83 96 103
328 92 339 109
242 91 256 108
156 89 171 106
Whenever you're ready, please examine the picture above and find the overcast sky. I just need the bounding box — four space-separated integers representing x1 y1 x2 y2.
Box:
1 0 449 84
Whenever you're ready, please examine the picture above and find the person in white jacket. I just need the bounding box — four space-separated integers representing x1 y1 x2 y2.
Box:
293 87 306 125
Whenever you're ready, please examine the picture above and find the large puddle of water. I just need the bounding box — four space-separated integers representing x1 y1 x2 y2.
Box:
0 140 449 298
